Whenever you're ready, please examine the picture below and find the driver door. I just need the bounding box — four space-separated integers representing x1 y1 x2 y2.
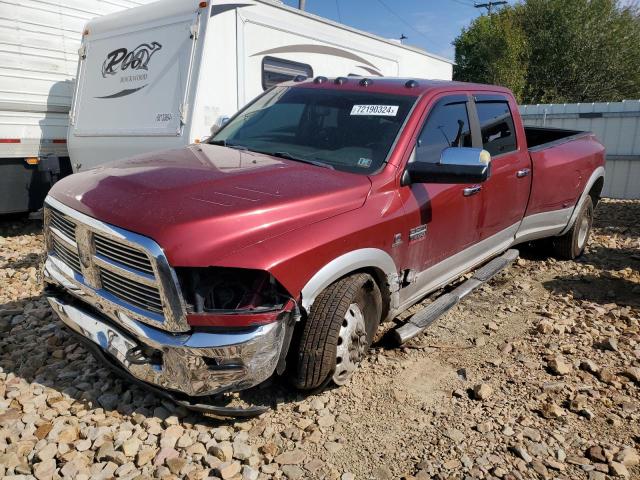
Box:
398 94 483 301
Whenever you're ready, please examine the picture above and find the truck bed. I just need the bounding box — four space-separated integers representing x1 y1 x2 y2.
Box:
524 126 604 217
524 126 586 151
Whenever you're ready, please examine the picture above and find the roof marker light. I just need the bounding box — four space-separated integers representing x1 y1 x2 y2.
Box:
313 76 328 84
335 77 347 85
405 80 419 88
359 78 372 87
199 1 208 8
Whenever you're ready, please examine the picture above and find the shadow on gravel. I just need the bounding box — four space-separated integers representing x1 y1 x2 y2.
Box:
0 215 41 238
578 245 640 271
593 200 640 232
543 273 640 308
0 292 307 425
516 241 639 272
0 252 44 270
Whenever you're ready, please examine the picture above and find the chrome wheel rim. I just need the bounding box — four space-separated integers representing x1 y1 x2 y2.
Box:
333 303 368 385
577 214 590 249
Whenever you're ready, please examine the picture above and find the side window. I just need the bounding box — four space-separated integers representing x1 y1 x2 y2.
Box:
262 56 313 90
416 101 472 163
476 101 517 156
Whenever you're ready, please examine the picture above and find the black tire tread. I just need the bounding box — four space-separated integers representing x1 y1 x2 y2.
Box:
291 273 374 390
552 196 593 260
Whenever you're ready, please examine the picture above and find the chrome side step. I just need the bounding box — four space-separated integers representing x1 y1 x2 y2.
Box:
393 249 519 345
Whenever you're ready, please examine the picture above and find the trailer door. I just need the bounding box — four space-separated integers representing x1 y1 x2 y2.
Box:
72 14 199 137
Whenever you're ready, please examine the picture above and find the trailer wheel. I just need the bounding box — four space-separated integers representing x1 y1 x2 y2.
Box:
291 273 382 390
552 196 593 260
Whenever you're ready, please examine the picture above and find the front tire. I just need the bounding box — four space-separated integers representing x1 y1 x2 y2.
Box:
290 273 382 390
552 196 594 259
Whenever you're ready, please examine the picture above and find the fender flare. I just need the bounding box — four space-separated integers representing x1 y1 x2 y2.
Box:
300 248 399 313
559 166 605 235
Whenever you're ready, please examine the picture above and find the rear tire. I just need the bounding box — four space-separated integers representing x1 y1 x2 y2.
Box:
290 273 382 390
552 196 593 260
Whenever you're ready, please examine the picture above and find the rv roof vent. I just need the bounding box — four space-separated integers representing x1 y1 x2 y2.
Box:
314 76 328 84
293 75 307 82
405 80 419 88
335 77 348 85
359 78 372 87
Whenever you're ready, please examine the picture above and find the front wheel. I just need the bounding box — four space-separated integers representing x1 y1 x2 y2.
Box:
290 273 382 390
552 196 594 259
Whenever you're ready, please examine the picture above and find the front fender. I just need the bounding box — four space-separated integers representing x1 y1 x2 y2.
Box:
300 248 399 312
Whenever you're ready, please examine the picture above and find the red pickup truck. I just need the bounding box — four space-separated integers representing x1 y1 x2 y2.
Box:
43 78 605 413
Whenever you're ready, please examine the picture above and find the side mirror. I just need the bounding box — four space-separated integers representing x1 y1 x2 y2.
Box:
209 116 231 136
405 147 492 184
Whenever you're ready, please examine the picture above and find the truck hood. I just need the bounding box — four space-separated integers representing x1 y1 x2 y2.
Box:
50 144 372 266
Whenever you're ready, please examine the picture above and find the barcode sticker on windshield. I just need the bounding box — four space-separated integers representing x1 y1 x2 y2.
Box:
350 105 399 116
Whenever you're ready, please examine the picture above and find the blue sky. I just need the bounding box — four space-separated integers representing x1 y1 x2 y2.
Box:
281 0 517 60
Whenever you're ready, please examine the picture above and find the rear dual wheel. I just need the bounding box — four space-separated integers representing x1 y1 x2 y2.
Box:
290 273 382 390
552 196 594 260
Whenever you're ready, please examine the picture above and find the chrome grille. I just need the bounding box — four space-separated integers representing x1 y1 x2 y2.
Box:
100 268 164 313
95 233 154 274
44 200 188 332
49 209 76 240
52 236 81 273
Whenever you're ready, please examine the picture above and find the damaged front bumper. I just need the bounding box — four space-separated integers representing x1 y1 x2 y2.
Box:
44 256 288 398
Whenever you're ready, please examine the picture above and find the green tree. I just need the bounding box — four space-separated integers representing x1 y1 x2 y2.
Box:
453 0 640 104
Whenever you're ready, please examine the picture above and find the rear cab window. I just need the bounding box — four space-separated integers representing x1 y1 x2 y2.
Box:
475 97 517 156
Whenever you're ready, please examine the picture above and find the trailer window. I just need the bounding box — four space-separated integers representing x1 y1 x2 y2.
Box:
476 101 517 156
262 57 313 90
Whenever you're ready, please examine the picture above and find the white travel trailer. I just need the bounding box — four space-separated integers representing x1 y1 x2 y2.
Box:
0 0 453 214
0 0 158 214
68 0 453 171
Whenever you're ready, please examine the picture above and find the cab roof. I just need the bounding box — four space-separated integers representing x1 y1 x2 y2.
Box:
282 76 513 97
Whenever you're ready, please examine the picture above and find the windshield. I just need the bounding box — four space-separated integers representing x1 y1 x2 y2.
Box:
210 86 418 174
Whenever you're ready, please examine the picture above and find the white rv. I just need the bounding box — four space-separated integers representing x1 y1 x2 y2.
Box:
68 0 453 171
0 0 158 214
0 0 453 213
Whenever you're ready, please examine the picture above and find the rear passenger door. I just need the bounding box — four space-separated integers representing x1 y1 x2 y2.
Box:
473 94 531 242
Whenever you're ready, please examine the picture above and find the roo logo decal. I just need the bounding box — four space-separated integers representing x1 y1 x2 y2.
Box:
101 42 162 78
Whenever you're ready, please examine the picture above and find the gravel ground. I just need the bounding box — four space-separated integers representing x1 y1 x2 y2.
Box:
0 199 639 480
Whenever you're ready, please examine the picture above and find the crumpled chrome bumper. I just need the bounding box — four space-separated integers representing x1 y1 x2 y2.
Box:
44 256 286 397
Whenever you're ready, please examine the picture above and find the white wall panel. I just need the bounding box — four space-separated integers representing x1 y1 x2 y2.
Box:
520 100 640 199
0 0 157 156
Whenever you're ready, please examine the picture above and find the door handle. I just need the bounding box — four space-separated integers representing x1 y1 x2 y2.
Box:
463 185 482 197
516 168 531 178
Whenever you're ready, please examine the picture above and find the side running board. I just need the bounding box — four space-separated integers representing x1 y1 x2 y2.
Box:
393 249 519 345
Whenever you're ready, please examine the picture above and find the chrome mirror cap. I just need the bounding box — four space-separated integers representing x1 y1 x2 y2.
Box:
440 147 491 167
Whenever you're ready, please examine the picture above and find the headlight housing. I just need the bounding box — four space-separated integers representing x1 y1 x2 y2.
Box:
176 267 293 328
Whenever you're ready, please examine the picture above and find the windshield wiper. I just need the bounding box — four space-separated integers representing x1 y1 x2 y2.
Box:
269 151 334 170
209 139 248 150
